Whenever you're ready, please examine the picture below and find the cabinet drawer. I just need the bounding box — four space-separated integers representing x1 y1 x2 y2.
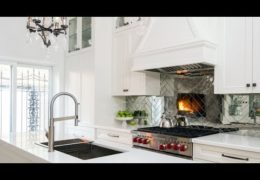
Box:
193 144 260 163
96 129 132 145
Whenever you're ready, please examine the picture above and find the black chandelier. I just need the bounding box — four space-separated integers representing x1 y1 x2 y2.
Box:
26 17 68 48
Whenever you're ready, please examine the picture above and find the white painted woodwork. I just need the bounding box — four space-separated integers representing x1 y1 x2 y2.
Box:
193 143 260 163
252 17 260 93
67 17 92 54
64 49 95 126
131 17 218 72
215 17 260 94
112 26 160 96
95 128 132 145
215 17 252 94
93 17 126 126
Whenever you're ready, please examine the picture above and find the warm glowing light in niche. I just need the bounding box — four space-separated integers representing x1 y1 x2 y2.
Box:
178 100 194 113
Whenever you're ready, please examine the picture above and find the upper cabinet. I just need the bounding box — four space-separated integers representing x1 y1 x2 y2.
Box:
114 17 144 32
112 20 160 96
252 18 260 93
215 17 260 94
68 17 92 53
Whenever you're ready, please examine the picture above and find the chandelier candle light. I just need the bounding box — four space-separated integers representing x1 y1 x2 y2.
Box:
26 17 68 48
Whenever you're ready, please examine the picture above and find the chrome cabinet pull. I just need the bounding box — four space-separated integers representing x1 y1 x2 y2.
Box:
107 133 120 138
222 154 249 161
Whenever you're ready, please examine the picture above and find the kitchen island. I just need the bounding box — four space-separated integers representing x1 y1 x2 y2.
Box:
0 132 193 163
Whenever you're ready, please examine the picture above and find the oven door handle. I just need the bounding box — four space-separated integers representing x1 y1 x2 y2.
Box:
222 154 249 161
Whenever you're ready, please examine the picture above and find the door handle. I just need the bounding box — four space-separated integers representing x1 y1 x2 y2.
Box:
107 133 120 138
222 154 249 161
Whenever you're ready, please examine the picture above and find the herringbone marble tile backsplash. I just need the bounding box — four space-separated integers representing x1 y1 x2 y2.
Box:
126 74 260 126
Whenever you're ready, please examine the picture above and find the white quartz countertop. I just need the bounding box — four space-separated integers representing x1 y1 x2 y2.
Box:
192 133 260 153
0 132 193 163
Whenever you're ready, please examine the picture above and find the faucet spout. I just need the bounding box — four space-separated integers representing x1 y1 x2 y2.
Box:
48 92 79 152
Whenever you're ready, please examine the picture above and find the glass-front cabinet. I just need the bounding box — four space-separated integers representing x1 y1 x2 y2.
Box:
68 17 92 53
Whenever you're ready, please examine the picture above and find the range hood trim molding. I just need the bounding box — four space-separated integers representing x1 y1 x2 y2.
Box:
132 39 216 59
131 40 217 72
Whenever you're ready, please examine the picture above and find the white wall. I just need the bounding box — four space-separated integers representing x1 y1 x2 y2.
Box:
0 17 65 134
64 49 95 126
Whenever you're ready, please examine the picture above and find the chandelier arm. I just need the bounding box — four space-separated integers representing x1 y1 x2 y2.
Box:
27 17 67 48
39 32 51 47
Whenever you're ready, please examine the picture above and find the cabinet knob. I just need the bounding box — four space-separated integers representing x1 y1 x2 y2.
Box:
123 89 128 92
246 83 251 87
253 83 257 87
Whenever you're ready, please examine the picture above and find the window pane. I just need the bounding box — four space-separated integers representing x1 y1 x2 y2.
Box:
69 18 77 52
82 17 91 48
0 65 11 135
16 66 49 132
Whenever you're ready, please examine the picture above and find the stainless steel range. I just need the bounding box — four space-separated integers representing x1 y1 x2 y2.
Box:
131 126 238 159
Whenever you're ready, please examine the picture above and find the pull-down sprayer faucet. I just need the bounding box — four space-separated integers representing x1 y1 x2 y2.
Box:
48 92 79 152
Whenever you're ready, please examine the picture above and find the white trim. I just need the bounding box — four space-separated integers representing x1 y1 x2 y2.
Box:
0 59 53 133
66 17 93 56
65 46 93 57
132 39 217 58
0 56 56 66
10 64 17 132
186 17 200 38
134 17 154 54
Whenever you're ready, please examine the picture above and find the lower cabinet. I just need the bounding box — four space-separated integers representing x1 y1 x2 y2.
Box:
193 143 260 163
95 128 132 145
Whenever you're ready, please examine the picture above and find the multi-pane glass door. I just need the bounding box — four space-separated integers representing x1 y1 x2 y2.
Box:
0 64 11 135
0 63 51 134
16 66 50 132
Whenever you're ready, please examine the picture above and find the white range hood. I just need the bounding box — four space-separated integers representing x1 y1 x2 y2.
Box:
131 17 219 73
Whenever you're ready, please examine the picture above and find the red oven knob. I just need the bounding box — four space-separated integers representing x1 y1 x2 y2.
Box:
142 139 150 144
166 143 172 149
173 143 180 151
133 137 138 143
180 144 188 152
159 144 165 150
138 138 143 143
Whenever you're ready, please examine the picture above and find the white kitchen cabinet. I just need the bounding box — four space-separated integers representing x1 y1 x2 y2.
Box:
95 128 132 145
215 17 260 94
215 17 252 94
252 17 260 92
68 17 92 53
193 143 260 163
112 27 160 96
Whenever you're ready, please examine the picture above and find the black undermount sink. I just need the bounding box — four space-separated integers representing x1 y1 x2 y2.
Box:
39 139 122 160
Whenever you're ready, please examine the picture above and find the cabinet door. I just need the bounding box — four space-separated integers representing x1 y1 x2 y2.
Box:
81 17 92 49
127 28 146 95
253 17 260 93
68 17 79 52
216 17 252 94
112 31 128 95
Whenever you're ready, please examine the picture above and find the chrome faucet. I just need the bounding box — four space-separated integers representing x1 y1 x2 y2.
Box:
48 92 79 152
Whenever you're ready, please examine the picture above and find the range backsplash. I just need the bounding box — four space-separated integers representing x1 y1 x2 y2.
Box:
126 74 260 127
